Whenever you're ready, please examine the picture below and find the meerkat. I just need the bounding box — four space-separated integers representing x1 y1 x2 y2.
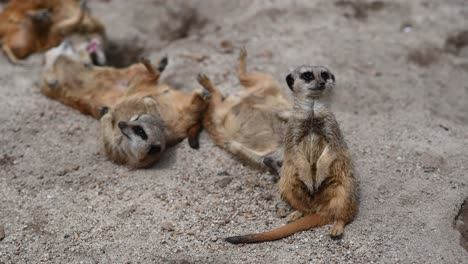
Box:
0 0 104 63
225 65 358 244
41 40 163 118
197 48 291 172
41 43 208 168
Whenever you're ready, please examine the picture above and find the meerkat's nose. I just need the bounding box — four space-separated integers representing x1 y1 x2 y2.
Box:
318 80 325 88
118 121 127 129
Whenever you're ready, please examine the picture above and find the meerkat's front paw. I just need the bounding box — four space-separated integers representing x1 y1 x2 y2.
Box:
329 221 345 239
286 210 303 223
197 73 210 87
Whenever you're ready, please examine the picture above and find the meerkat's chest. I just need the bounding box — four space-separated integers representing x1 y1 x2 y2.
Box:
299 133 326 163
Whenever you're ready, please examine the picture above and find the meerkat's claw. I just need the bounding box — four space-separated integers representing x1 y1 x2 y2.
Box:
197 73 209 85
286 210 303 223
157 56 168 73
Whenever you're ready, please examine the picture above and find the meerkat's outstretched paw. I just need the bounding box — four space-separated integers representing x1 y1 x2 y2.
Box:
286 210 303 223
197 73 213 91
329 220 345 239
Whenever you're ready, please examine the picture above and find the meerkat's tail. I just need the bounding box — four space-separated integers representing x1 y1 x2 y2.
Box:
225 214 327 244
196 73 227 146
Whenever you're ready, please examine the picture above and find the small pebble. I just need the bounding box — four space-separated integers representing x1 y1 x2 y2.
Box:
216 177 232 188
161 222 175 232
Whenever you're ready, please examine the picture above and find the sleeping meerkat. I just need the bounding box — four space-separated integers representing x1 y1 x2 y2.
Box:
225 65 357 244
0 0 104 63
100 63 208 168
197 48 291 172
41 40 163 118
41 43 207 168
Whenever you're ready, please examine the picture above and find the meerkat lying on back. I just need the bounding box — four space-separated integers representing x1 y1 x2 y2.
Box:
225 65 358 244
41 43 208 168
197 48 291 172
0 0 104 63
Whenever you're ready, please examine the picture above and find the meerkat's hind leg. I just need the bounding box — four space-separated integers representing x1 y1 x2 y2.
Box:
225 140 267 166
2 44 21 65
286 210 304 223
329 220 345 239
237 47 276 90
140 56 157 76
197 73 221 102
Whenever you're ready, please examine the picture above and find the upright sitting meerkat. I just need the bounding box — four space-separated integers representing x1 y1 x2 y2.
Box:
0 0 104 63
197 48 291 171
41 43 208 168
225 65 357 244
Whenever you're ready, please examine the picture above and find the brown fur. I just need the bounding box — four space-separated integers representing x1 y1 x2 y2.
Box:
198 48 291 170
41 47 207 168
0 0 104 63
225 66 358 244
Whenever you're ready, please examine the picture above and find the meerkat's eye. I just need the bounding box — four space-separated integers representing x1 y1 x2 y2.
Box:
132 126 148 140
300 71 315 82
321 72 330 81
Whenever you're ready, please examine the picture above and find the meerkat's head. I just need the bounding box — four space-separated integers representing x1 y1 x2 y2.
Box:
43 36 106 70
103 113 167 168
285 65 336 98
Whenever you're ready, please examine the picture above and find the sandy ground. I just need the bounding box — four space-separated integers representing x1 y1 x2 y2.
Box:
1 0 468 263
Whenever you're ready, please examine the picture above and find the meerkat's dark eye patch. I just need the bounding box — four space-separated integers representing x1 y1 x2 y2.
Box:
300 71 315 82
148 144 162 155
286 74 295 90
321 72 330 81
132 126 148 140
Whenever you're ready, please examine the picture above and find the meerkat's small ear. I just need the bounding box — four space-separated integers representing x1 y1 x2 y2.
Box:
286 74 294 91
331 74 336 82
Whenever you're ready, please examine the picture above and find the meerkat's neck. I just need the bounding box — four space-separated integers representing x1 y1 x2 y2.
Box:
293 96 331 119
